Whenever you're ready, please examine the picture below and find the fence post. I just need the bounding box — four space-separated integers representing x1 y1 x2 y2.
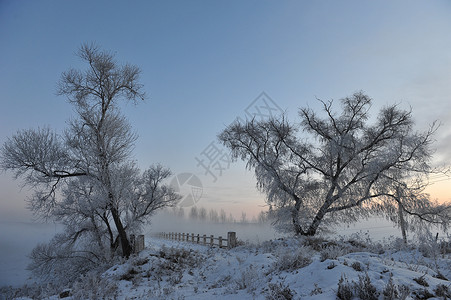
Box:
130 234 136 253
227 232 237 249
135 235 145 253
161 231 237 250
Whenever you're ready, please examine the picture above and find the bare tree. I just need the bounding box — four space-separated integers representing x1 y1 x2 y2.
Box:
209 208 219 223
228 213 235 223
189 206 199 220
177 207 185 218
220 209 227 223
240 212 248 223
219 92 450 236
1 43 179 268
257 211 267 223
198 207 207 221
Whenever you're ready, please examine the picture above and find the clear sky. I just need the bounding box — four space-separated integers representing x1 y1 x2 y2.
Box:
1 0 451 222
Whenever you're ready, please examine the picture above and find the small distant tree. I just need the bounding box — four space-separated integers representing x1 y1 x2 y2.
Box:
228 213 235 223
219 92 450 236
240 211 248 223
189 206 199 220
220 209 227 223
258 211 267 223
198 207 207 220
1 43 179 282
209 208 219 223
177 207 185 218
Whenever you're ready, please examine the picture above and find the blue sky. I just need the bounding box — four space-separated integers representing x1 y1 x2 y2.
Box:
1 0 451 221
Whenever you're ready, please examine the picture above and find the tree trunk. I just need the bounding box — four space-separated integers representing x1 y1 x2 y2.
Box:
398 200 408 245
291 200 305 235
305 199 331 236
110 206 132 257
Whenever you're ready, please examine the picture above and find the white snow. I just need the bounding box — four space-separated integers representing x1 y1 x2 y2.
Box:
60 237 451 298
2 230 451 299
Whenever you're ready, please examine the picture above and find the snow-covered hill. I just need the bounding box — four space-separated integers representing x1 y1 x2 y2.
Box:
3 234 451 299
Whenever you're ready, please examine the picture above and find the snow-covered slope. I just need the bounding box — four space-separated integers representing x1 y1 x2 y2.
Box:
3 235 451 299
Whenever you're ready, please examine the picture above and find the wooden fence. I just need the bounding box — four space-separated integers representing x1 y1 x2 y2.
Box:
130 234 145 253
158 231 237 249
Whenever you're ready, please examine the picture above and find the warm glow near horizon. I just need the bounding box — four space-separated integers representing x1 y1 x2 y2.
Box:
425 179 451 204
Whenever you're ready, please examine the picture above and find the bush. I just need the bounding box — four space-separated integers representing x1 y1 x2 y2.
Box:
413 275 429 287
354 273 378 300
434 284 451 298
320 245 348 261
351 261 363 272
235 264 260 292
273 246 313 271
266 282 295 300
413 289 434 299
71 272 118 300
337 274 353 300
382 276 399 300
119 268 139 281
417 231 440 259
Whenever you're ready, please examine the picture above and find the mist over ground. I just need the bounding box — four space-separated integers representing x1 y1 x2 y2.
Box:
146 210 406 244
0 222 62 287
4 209 447 289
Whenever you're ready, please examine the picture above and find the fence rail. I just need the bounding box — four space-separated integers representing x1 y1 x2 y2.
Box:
158 231 237 249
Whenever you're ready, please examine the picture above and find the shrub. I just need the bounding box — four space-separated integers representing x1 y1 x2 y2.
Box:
119 268 139 281
266 282 295 300
413 289 434 299
320 245 348 261
158 245 204 269
413 275 429 287
382 276 399 300
354 273 378 300
337 274 353 300
351 261 363 272
71 272 118 300
398 284 411 300
310 283 323 296
236 264 260 292
434 284 451 298
302 236 326 251
273 246 313 271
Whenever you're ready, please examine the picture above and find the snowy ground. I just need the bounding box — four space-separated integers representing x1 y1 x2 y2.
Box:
5 233 450 300
0 216 404 290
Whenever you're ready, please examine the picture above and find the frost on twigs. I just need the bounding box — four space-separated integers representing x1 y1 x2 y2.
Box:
0 43 180 285
219 91 451 237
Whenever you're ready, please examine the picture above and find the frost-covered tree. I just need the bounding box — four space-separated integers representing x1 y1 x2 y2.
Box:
219 92 450 236
189 206 199 220
198 207 207 221
209 208 219 223
220 209 227 223
1 43 179 274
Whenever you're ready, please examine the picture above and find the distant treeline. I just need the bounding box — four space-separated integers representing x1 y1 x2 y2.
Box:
168 206 269 224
